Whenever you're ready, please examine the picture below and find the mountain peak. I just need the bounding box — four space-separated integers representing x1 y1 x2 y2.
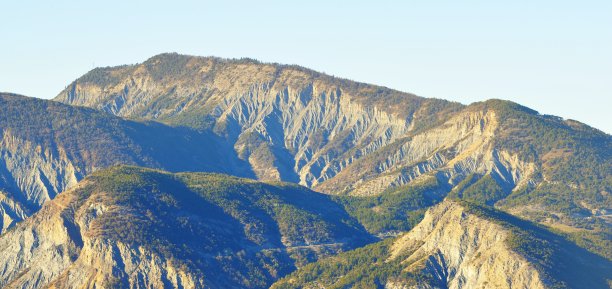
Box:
467 98 539 115
56 53 451 135
1 50 610 289
49 54 610 254
143 52 262 66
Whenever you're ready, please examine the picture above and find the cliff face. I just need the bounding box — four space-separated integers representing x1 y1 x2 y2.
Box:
386 201 611 289
0 176 207 289
54 54 611 245
0 130 80 232
0 53 610 288
0 93 253 233
272 200 612 289
387 201 547 289
0 190 28 234
0 166 372 289
315 108 536 196
55 54 469 190
54 53 537 196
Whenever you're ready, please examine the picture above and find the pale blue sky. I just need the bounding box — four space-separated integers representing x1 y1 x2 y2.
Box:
1 0 610 133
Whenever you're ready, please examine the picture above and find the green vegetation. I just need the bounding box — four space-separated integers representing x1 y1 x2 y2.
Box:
6 54 611 288
0 93 235 172
73 166 372 288
271 238 437 289
0 93 258 210
449 173 508 205
0 93 140 168
179 172 373 264
75 64 132 86
450 100 612 259
273 201 612 289
333 177 444 234
476 100 611 212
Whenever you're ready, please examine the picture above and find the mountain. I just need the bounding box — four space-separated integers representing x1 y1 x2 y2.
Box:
0 92 253 233
0 52 608 288
0 166 372 289
272 200 612 289
55 53 463 186
54 53 611 258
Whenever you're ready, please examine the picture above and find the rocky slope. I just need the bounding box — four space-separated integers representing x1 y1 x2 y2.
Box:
0 166 372 289
54 53 611 257
0 93 252 233
272 200 612 289
0 53 609 288
55 53 463 187
51 54 566 197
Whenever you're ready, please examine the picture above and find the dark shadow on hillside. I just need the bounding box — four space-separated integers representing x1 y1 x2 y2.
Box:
91 167 296 288
127 121 256 178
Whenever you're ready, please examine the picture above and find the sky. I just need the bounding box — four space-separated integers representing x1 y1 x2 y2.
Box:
1 0 610 133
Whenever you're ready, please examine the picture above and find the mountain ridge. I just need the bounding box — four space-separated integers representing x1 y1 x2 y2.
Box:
0 52 609 288
1 53 609 245
0 166 373 289
0 92 254 233
272 199 612 289
45 53 612 258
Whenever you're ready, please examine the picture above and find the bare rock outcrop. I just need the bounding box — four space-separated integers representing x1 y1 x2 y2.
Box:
0 166 373 289
272 200 612 289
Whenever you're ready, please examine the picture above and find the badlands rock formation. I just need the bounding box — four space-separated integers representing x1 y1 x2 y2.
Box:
272 200 612 289
55 53 611 241
54 54 540 195
0 53 609 288
0 166 372 289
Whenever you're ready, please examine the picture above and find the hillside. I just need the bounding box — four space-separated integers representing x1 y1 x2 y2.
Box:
54 53 611 258
55 53 462 186
0 166 372 289
332 100 611 257
272 200 612 289
0 93 253 233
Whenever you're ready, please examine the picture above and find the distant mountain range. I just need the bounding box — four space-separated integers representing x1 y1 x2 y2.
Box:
0 53 610 288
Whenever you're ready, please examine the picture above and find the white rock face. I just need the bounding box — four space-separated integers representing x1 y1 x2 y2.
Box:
0 190 28 233
0 184 205 289
58 62 420 188
316 109 536 196
272 199 611 289
45 239 204 289
0 130 81 232
213 82 416 189
0 167 376 289
55 55 537 199
2 77 540 238
0 192 206 288
388 201 547 289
